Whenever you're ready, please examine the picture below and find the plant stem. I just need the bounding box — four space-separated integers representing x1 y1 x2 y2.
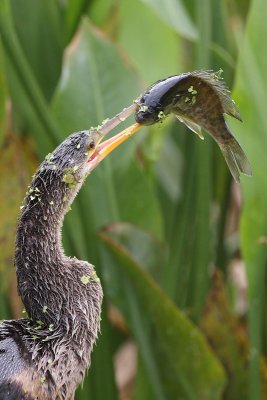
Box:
191 0 212 321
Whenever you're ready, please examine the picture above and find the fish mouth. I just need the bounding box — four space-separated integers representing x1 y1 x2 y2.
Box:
135 111 154 125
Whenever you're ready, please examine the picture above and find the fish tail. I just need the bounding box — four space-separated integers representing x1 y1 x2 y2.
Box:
218 137 252 182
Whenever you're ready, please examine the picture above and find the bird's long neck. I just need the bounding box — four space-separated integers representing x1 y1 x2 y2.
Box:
12 135 103 400
15 166 83 325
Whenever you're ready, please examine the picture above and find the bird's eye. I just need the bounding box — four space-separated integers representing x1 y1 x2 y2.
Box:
88 141 95 150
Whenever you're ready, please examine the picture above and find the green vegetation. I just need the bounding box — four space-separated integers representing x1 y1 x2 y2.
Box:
0 0 266 399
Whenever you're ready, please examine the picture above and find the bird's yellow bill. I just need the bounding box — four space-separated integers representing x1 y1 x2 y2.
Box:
97 123 141 162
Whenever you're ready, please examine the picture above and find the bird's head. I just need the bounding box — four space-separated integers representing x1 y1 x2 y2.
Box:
45 123 141 185
26 115 142 217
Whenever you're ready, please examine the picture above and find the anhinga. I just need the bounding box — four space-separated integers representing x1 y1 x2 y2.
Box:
0 104 140 400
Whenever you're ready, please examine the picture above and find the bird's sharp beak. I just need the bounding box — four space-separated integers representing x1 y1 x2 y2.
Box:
98 122 141 160
88 123 141 169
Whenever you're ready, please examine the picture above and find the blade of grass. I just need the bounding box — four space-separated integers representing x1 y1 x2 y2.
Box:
65 0 90 43
0 0 61 146
10 0 64 101
88 303 118 399
163 134 196 301
125 279 167 400
133 357 156 400
89 0 114 27
190 0 212 321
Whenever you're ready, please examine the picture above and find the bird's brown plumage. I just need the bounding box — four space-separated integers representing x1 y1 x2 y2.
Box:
0 131 103 400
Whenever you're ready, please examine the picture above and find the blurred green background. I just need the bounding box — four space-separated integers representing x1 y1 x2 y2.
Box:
1 0 267 399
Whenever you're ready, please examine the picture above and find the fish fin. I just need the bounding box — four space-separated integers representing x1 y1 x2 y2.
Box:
191 70 242 121
220 97 242 121
176 115 204 140
218 138 252 182
229 138 252 176
219 144 240 182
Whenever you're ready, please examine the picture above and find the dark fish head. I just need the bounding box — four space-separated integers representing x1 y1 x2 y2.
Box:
135 75 190 125
135 101 163 125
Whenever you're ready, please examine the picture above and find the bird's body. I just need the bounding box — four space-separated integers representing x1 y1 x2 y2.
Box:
135 70 252 182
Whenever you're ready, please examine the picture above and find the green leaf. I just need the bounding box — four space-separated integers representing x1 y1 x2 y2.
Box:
99 223 165 320
113 163 163 236
140 0 198 41
119 0 181 83
89 0 114 27
52 19 140 134
101 223 166 274
232 0 267 398
0 0 61 150
87 304 118 399
65 0 90 43
100 226 226 399
10 0 64 100
154 133 183 202
133 357 156 400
